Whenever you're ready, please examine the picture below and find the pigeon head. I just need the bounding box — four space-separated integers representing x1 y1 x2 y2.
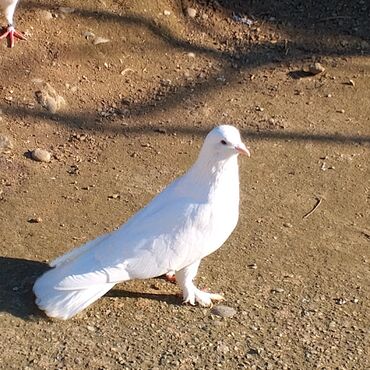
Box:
202 125 250 159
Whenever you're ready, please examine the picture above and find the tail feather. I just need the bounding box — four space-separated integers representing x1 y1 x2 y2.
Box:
33 276 115 320
34 232 121 319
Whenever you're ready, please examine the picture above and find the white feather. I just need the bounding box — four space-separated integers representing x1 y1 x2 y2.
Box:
0 0 19 24
33 125 249 319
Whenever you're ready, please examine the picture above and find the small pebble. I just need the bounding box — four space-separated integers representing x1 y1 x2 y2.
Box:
120 68 134 75
216 343 229 354
154 127 167 134
211 305 237 318
93 37 110 45
248 263 257 269
74 358 82 365
0 135 13 153
163 10 171 16
187 52 196 58
35 83 66 113
31 148 51 163
308 62 325 75
39 10 53 21
83 31 95 39
348 79 355 86
247 347 260 356
28 217 42 223
59 7 75 14
187 8 197 18
334 297 346 305
272 288 285 293
283 222 293 228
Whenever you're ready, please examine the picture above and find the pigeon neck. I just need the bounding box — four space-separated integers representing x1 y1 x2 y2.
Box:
194 153 238 172
186 153 239 197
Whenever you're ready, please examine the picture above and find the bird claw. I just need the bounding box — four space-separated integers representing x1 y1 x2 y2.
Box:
182 298 196 306
0 26 26 48
182 290 224 307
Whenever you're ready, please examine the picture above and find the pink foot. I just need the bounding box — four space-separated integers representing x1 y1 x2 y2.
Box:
164 272 176 283
0 25 26 48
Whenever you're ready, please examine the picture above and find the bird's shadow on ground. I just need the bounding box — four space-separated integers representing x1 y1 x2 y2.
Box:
0 257 180 320
106 288 180 306
0 257 49 319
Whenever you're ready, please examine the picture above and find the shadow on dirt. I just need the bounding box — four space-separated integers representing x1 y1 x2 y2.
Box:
19 3 368 107
2 1 366 141
0 257 49 319
0 257 180 319
24 1 369 57
106 288 180 306
200 0 370 40
1 105 370 145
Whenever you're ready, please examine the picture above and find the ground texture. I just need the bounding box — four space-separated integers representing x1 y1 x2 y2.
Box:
0 0 369 369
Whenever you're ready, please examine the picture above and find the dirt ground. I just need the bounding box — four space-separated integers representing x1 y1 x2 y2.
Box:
0 0 369 369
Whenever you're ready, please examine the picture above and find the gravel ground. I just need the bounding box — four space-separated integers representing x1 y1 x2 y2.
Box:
0 0 369 369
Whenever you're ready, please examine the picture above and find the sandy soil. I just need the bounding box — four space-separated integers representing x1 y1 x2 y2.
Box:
0 0 369 369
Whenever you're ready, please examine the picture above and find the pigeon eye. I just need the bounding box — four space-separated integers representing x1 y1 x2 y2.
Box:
220 140 227 145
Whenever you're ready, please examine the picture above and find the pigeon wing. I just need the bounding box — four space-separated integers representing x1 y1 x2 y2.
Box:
49 194 212 290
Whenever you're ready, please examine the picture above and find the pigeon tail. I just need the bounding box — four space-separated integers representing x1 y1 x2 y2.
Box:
33 276 115 320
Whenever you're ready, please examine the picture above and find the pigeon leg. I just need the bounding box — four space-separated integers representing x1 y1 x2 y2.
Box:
176 260 224 307
165 271 176 283
0 25 26 48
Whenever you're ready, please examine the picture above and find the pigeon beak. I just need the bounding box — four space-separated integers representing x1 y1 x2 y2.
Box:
235 143 250 157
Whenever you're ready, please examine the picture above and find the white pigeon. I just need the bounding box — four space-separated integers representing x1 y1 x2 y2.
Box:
33 125 250 320
0 0 26 47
